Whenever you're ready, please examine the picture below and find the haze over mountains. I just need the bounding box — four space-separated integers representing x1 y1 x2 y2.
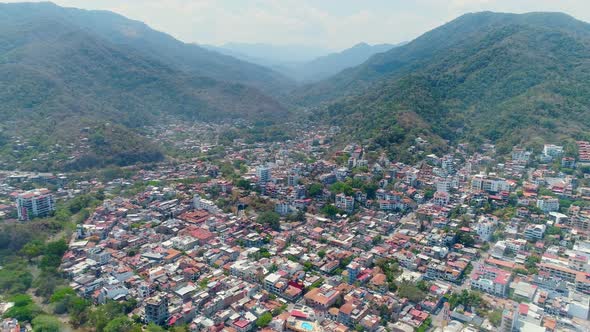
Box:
207 42 402 82
2 2 590 170
204 43 333 66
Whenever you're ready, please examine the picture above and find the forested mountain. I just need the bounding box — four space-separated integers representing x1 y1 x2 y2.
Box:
0 2 287 170
0 2 293 95
4 4 590 169
305 12 590 158
209 42 399 82
284 42 398 82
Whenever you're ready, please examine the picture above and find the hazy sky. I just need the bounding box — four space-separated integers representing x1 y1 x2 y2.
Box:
5 0 590 50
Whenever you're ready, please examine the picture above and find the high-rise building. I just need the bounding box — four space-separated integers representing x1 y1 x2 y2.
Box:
335 193 354 213
16 188 55 221
347 262 360 284
256 165 271 185
287 173 299 187
145 294 169 325
500 307 517 332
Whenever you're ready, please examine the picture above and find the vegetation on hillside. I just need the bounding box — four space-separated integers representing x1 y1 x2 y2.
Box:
0 3 288 170
305 12 590 159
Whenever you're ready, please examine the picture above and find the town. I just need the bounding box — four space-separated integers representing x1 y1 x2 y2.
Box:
2 123 590 332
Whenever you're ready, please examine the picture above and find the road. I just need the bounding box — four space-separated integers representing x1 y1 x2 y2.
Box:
430 253 487 327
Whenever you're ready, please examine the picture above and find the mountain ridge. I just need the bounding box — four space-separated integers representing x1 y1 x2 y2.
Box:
0 1 294 95
0 2 288 170
294 11 590 104
207 41 401 83
305 11 590 159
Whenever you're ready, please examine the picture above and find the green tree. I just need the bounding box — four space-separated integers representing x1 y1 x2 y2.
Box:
330 182 353 196
2 295 41 322
489 310 502 327
397 282 426 303
10 294 33 307
417 317 432 332
457 232 475 247
45 239 68 255
90 302 127 332
236 179 251 190
21 240 44 261
50 286 76 303
146 323 166 332
256 312 273 328
104 316 139 332
0 263 33 294
257 211 281 231
34 272 62 300
321 204 341 218
362 183 378 199
32 315 62 332
308 183 323 197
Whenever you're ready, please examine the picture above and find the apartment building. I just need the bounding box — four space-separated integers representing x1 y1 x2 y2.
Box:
16 188 55 220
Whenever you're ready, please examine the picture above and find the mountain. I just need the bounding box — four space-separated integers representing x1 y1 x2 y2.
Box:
206 42 333 66
0 2 293 95
286 42 400 82
304 12 590 159
0 2 287 170
208 42 400 83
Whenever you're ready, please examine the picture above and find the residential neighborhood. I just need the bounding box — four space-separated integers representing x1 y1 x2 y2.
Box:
2 125 590 332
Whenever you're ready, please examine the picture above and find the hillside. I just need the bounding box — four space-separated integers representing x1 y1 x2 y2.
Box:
209 42 399 83
287 42 398 82
0 2 293 95
0 3 287 170
306 12 590 157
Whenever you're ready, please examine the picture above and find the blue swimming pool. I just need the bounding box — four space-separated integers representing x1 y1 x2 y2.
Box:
301 322 313 331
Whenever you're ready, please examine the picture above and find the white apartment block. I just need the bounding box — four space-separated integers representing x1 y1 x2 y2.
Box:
16 188 55 220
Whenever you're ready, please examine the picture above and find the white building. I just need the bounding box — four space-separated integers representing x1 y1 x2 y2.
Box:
474 221 495 242
471 266 512 297
193 196 219 213
275 202 291 216
537 197 559 213
335 193 354 213
436 179 452 193
568 291 590 320
491 241 507 258
524 224 546 241
16 188 55 220
264 272 285 295
543 144 564 158
505 238 527 252
433 191 449 206
256 165 271 184
88 247 111 265
471 174 511 193
512 148 532 163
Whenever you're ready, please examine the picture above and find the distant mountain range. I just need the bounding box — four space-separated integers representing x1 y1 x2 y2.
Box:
207 42 403 82
204 42 333 65
299 11 590 160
